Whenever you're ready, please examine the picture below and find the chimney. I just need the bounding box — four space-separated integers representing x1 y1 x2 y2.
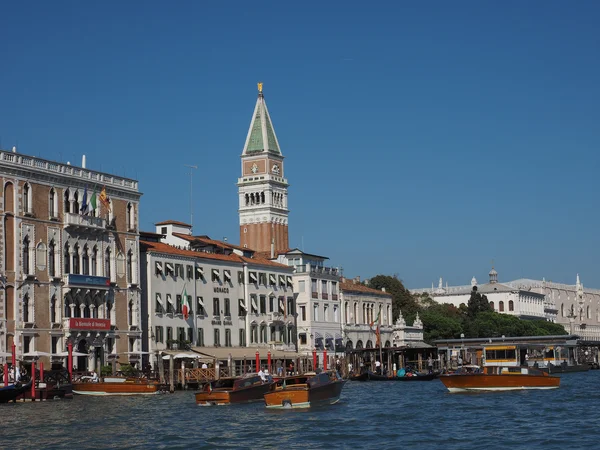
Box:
270 238 275 259
12 146 17 153
82 154 86 168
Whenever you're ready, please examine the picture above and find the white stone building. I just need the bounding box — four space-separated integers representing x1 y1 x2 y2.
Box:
339 278 393 350
274 249 341 365
411 268 546 320
506 275 600 340
140 222 297 371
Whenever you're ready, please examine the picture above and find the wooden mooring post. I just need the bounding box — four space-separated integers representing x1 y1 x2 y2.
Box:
169 356 175 393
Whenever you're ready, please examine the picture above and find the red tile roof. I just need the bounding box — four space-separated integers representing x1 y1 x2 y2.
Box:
340 280 392 297
172 232 250 252
155 220 192 227
140 241 292 270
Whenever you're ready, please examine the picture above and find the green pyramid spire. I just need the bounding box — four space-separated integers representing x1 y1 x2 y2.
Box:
243 83 281 155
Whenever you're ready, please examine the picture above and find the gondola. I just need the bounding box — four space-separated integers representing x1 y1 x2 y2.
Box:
0 381 32 403
349 372 369 381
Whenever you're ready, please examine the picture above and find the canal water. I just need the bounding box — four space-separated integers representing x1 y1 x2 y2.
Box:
2 371 600 449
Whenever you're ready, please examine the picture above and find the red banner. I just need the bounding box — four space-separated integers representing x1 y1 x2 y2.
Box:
69 318 111 331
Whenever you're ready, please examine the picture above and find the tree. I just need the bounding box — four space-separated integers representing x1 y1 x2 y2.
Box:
466 286 493 318
368 275 419 324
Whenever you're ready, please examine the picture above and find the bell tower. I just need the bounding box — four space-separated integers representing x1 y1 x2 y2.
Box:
238 83 289 254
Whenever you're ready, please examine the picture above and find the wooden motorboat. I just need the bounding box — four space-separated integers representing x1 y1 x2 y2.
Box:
72 377 163 396
439 366 560 393
393 372 437 381
264 371 346 409
195 374 273 406
541 362 590 374
0 381 32 403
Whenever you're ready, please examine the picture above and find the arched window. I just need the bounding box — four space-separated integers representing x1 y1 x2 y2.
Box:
91 246 98 276
128 300 134 325
48 240 56 277
83 300 91 318
105 247 112 279
64 296 71 318
509 300 514 312
587 306 590 319
214 329 220 347
561 303 564 317
82 245 89 275
73 191 79 214
490 301 494 310
127 250 133 283
354 303 358 324
50 296 57 323
23 183 32 214
355 340 363 349
22 236 30 275
499 301 505 312
64 189 70 213
23 294 30 322
72 244 80 274
49 188 56 218
64 243 70 274
36 242 47 272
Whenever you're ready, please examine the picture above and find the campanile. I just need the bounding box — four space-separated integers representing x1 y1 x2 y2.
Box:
237 83 289 255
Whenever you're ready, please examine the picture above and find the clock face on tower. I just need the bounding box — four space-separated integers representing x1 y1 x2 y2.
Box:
251 163 258 174
272 164 280 175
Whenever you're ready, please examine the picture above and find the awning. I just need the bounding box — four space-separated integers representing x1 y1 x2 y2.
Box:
122 351 151 355
0 352 12 357
239 299 246 310
224 270 231 282
279 299 285 311
196 266 204 277
155 262 163 273
249 272 257 282
22 351 52 357
269 274 276 284
251 298 258 310
287 276 293 287
166 294 174 305
197 297 205 307
156 294 164 305
166 263 174 272
212 269 220 279
279 275 285 285
53 351 88 357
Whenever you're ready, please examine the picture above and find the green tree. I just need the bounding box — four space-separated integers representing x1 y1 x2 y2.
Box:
420 304 464 343
466 287 493 317
368 275 419 324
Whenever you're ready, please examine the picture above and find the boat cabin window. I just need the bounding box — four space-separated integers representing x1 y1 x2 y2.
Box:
485 348 517 362
233 376 262 388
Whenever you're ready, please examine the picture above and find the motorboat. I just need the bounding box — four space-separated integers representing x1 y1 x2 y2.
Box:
264 371 346 409
195 374 273 406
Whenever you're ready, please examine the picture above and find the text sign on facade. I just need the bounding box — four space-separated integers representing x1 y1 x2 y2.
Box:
214 287 229 294
69 318 111 331
68 274 111 287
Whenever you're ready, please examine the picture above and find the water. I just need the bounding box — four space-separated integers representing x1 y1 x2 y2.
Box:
2 372 600 449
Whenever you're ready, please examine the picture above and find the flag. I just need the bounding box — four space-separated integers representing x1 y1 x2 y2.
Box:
99 186 111 211
369 309 381 329
90 188 97 212
80 186 88 215
182 285 190 320
375 325 381 348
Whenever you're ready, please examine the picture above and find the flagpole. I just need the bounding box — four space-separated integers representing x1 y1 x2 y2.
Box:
184 164 197 231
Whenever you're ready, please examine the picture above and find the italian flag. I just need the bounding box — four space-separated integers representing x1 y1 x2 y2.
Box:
182 286 190 320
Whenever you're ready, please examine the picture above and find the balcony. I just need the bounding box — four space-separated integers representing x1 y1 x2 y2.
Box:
268 312 284 322
64 213 107 231
331 294 338 301
211 316 221 325
321 293 329 300
312 292 318 299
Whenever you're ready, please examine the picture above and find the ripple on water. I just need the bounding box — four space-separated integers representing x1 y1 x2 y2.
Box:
4 373 600 449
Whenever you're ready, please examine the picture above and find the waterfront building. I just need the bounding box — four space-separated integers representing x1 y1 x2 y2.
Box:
0 148 141 371
274 249 341 366
339 277 393 350
140 221 297 372
411 268 546 320
505 275 600 340
237 82 289 255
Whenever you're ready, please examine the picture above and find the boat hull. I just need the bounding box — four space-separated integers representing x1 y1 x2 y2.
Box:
541 363 590 374
72 381 162 396
195 382 273 406
440 373 560 392
264 379 346 409
0 382 32 403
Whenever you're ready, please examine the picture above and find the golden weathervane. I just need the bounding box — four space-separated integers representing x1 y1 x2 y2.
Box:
257 82 263 93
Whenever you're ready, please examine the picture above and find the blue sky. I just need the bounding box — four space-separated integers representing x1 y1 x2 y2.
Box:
1 1 599 288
